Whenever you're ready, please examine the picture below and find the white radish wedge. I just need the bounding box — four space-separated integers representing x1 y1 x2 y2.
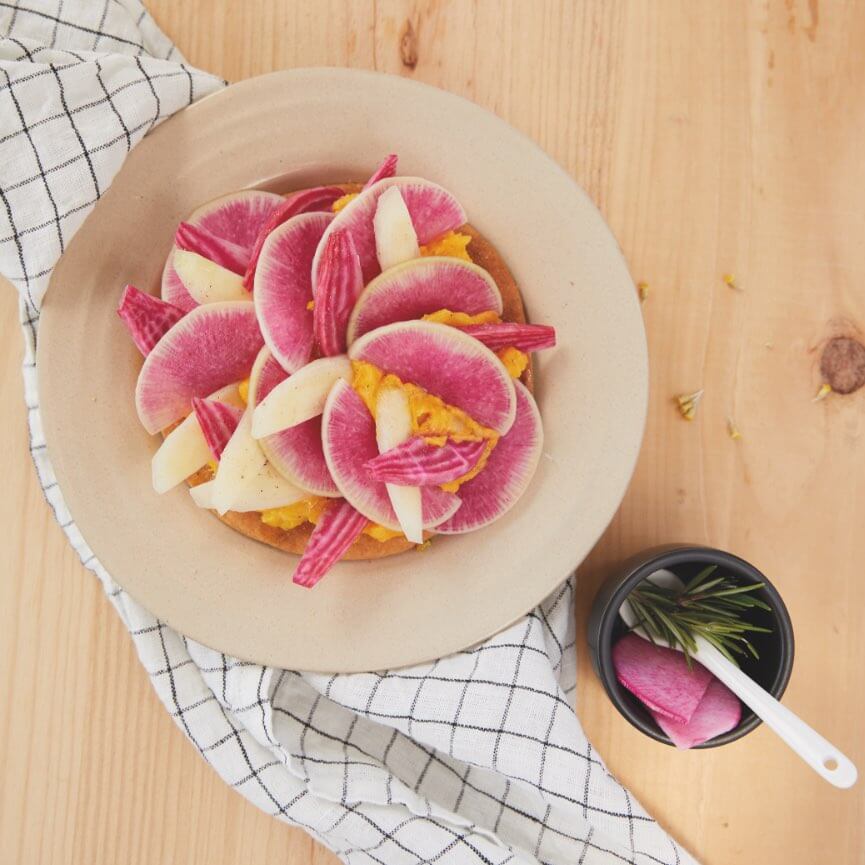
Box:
174 249 250 304
211 409 307 514
374 386 423 543
252 355 352 438
373 187 419 272
190 469 306 512
151 383 243 494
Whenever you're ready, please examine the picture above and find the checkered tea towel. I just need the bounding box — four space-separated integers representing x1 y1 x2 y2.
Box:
1 3 697 863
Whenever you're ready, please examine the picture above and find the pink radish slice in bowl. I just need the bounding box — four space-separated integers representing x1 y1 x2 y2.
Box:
192 398 243 461
175 222 247 275
346 257 502 344
254 211 333 373
311 177 467 287
117 285 184 356
248 347 340 497
161 189 284 311
349 320 517 435
322 380 461 531
436 380 542 535
460 322 557 353
651 679 742 749
135 301 263 435
313 230 364 357
362 153 398 190
364 437 487 486
292 499 369 588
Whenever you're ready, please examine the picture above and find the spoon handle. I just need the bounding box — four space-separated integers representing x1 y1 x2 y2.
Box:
693 637 857 789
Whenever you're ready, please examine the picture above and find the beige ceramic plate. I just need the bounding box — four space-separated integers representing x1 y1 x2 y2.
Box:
39 69 647 672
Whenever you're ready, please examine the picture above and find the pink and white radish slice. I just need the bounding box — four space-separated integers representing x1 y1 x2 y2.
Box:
362 153 398 190
251 355 352 439
349 320 517 435
151 382 244 494
374 387 422 543
248 348 339 497
242 186 344 290
292 499 368 589
254 211 333 373
346 257 502 344
460 322 557 353
162 189 284 311
311 177 466 287
322 380 460 532
135 301 263 435
313 229 363 356
373 187 419 272
175 222 247 275
436 381 543 534
210 409 305 515
192 397 242 461
117 285 184 356
173 249 250 304
364 437 487 486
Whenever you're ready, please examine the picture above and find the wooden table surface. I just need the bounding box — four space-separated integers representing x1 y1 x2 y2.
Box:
2 1 864 863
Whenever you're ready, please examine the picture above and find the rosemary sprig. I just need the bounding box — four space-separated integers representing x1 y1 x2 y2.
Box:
627 565 772 666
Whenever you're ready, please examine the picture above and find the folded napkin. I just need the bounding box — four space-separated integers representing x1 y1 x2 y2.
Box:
1 3 696 863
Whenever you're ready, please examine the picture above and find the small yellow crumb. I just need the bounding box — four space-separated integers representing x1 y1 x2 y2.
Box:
237 378 249 405
764 342 774 350
332 192 358 213
675 389 704 421
306 299 315 311
727 417 742 440
723 273 742 291
637 281 649 302
812 382 832 402
415 539 432 552
205 460 218 474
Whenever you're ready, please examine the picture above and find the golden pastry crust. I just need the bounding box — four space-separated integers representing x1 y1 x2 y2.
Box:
185 197 532 561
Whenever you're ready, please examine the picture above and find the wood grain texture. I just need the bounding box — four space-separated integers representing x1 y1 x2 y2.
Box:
2 1 863 863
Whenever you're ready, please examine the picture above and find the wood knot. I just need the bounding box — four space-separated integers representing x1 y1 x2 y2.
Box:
400 19 418 69
820 336 865 394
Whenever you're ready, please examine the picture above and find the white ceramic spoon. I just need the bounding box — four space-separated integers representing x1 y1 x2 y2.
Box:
620 568 857 789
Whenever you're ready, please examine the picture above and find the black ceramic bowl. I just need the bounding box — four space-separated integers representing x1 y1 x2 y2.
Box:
587 544 794 747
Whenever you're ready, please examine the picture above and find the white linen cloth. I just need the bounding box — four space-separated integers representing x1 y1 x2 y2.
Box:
1 3 696 863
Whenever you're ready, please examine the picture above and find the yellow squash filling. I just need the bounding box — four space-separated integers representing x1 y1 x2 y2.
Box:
261 497 403 542
350 360 499 492
419 230 473 261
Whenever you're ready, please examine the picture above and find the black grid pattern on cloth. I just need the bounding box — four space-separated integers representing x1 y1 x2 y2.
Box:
2 3 698 864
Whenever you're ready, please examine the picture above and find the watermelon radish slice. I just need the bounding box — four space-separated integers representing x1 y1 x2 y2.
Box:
211 408 305 515
365 437 487 486
248 348 339 497
292 499 368 588
322 380 461 531
162 189 284 311
311 177 467 287
362 153 398 190
135 301 264 435
173 250 250 304
313 230 363 356
346 258 502 344
612 633 714 725
192 397 242 461
374 186 420 272
175 222 247 275
242 186 344 290
461 323 557 353
253 211 333 373
117 285 184 356
151 382 244 494
375 386 422 543
436 380 542 534
651 679 742 749
349 320 517 434
252 355 352 439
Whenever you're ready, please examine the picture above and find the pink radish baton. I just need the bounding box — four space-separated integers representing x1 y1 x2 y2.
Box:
243 186 345 289
293 499 368 588
314 230 364 356
362 153 398 190
460 323 557 353
365 437 487 485
192 397 243 461
117 285 185 356
175 223 248 275
612 633 713 725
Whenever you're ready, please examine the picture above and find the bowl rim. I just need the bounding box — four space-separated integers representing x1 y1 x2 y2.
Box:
588 544 795 747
